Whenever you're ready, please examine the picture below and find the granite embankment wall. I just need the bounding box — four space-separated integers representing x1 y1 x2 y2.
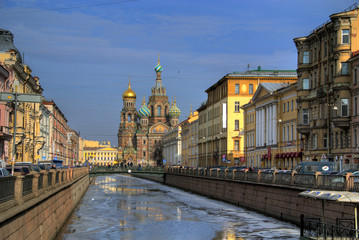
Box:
0 168 89 240
164 173 355 225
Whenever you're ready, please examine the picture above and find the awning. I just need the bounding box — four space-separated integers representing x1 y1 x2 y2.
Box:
299 190 359 237
296 151 302 157
275 153 279 158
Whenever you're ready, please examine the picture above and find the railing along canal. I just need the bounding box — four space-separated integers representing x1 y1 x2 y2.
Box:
0 167 88 215
166 167 359 192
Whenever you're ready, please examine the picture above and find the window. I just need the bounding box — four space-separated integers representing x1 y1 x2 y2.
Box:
302 78 309 90
291 124 294 141
235 84 240 94
355 97 358 116
235 102 240 112
355 68 358 85
283 126 286 141
312 134 317 150
283 103 285 113
323 133 328 149
341 99 349 117
287 102 289 112
287 126 289 141
355 129 357 147
342 29 349 44
249 84 253 94
303 51 309 63
235 120 239 130
143 140 146 145
157 105 161 116
335 132 338 149
291 100 294 110
341 62 349 75
127 114 131 122
143 151 146 157
303 109 309 125
234 140 239 151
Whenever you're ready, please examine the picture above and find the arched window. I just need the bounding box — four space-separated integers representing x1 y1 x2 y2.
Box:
165 106 168 115
157 105 161 116
151 106 154 116
127 114 131 122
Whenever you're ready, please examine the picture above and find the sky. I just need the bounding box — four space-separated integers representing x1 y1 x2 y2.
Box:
0 0 357 145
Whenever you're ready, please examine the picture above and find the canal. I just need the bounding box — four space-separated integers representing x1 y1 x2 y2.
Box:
60 175 300 239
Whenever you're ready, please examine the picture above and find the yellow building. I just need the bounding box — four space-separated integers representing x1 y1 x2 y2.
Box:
198 67 297 167
294 4 359 163
180 110 199 167
243 83 301 169
0 29 44 163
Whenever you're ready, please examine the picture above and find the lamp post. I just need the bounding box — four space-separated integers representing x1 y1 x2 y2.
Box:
203 137 207 167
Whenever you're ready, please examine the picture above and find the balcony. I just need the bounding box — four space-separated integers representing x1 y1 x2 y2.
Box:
297 124 310 135
0 126 12 140
332 116 350 129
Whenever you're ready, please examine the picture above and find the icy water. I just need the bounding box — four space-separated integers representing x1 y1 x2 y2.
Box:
60 175 299 240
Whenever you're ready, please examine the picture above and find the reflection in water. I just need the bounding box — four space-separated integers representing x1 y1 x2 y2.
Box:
61 175 299 240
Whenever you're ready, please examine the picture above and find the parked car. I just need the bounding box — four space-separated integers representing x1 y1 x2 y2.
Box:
0 167 11 177
294 161 339 174
6 166 30 175
14 162 36 172
227 166 249 172
37 163 51 171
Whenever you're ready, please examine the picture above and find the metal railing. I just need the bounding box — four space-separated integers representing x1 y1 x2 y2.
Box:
301 215 358 239
0 176 16 204
166 167 359 191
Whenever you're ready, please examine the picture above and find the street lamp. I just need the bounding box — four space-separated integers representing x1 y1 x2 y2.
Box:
203 137 208 167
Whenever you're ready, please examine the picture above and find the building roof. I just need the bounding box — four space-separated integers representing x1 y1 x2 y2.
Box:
0 28 22 63
228 67 297 78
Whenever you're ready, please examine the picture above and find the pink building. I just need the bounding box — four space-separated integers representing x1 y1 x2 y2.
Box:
0 64 12 161
350 51 359 166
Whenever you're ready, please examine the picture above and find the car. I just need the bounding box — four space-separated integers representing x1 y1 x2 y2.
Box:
0 167 11 177
294 161 339 174
227 166 249 172
6 166 30 175
336 169 359 176
14 162 36 172
37 163 51 171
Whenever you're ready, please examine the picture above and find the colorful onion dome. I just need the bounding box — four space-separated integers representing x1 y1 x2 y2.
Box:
123 78 136 99
155 54 163 72
138 97 150 117
169 99 181 118
155 63 163 72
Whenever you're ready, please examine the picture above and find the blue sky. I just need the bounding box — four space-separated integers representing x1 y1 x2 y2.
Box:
0 0 357 145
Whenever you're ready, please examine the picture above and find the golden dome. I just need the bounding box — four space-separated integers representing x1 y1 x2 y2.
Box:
123 80 136 99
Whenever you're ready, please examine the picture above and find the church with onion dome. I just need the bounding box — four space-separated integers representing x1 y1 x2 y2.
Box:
117 57 181 165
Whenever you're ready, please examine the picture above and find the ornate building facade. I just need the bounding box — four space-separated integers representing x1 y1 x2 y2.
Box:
117 58 180 166
294 5 359 164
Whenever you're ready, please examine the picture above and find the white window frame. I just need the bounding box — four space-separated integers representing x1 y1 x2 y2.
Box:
303 51 309 63
303 109 309 125
302 78 309 90
341 98 349 117
235 84 240 94
342 29 349 44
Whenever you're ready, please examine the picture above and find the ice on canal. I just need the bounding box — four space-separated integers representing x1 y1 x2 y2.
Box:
61 175 299 240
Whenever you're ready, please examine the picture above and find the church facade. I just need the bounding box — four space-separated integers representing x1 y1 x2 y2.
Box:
117 58 180 166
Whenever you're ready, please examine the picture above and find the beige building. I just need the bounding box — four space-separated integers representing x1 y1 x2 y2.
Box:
198 68 297 167
243 83 301 169
180 110 199 167
294 5 359 164
82 140 117 166
162 124 181 166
